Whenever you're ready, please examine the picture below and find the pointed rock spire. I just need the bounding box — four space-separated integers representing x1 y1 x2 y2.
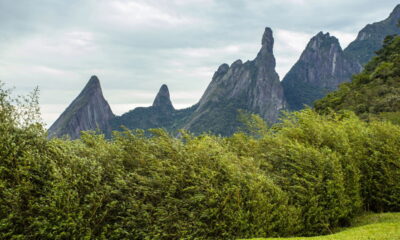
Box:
256 27 276 68
152 84 174 110
48 75 114 139
261 27 274 52
78 75 102 97
184 27 285 135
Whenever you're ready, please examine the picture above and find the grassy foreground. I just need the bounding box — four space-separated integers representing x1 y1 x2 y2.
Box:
246 213 400 240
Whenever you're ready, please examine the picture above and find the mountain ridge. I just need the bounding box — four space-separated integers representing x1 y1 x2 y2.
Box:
47 4 400 138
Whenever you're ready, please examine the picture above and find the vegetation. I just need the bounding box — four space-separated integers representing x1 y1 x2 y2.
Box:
247 212 400 240
1 80 400 239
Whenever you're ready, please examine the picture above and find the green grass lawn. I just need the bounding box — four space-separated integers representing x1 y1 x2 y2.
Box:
247 212 400 240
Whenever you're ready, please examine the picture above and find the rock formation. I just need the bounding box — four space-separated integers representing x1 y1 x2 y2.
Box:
282 32 361 110
48 76 114 139
183 27 286 135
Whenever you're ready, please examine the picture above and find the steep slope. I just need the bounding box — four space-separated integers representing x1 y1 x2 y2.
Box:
48 76 114 139
183 27 286 135
344 4 400 66
110 84 196 133
282 4 400 111
282 32 361 110
315 35 400 123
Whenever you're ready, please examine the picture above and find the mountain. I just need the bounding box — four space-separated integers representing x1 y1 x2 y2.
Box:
48 76 114 139
282 4 400 111
152 84 174 111
183 27 286 135
110 84 195 133
282 32 361 110
315 35 400 124
344 4 400 65
49 5 400 138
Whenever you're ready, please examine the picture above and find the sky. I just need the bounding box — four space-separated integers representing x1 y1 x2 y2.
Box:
0 0 399 127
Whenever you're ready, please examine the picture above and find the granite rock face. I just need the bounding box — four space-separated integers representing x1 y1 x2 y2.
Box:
282 32 361 110
152 84 174 111
183 27 286 135
344 4 400 65
48 76 114 139
282 4 400 111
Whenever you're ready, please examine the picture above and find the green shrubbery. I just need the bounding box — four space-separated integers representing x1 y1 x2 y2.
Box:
1 83 400 239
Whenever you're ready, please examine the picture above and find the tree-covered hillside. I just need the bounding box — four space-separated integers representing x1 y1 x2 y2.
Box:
315 34 400 124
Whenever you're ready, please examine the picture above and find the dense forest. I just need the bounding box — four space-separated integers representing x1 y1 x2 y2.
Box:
1 37 400 240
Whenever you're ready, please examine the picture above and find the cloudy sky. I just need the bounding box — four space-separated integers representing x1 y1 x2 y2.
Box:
0 0 398 127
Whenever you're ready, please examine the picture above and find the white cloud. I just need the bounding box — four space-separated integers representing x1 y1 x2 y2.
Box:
330 31 357 48
274 29 313 78
0 0 398 125
99 0 199 29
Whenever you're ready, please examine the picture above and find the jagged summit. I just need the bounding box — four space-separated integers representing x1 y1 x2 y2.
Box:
261 27 274 51
153 84 174 110
282 31 360 110
307 32 340 51
256 27 276 66
48 76 114 139
183 27 286 135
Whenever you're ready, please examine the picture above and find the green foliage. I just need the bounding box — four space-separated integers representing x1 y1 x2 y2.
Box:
237 110 269 138
1 82 400 239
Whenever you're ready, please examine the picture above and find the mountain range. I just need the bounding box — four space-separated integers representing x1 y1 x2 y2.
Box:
48 4 400 139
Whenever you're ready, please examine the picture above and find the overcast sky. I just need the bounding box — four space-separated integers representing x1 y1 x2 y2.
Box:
0 0 399 127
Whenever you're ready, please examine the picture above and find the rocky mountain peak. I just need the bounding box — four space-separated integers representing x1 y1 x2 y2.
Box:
282 31 360 110
183 27 286 135
48 76 114 139
261 27 274 51
152 84 174 110
80 75 102 96
87 75 100 87
256 27 277 68
307 32 340 52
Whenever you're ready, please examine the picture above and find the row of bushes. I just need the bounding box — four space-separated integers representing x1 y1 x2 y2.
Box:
1 86 400 239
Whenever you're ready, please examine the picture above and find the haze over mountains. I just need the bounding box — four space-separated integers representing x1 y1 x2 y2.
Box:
48 4 400 139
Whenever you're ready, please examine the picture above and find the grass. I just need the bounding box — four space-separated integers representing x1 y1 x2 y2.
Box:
246 212 400 240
